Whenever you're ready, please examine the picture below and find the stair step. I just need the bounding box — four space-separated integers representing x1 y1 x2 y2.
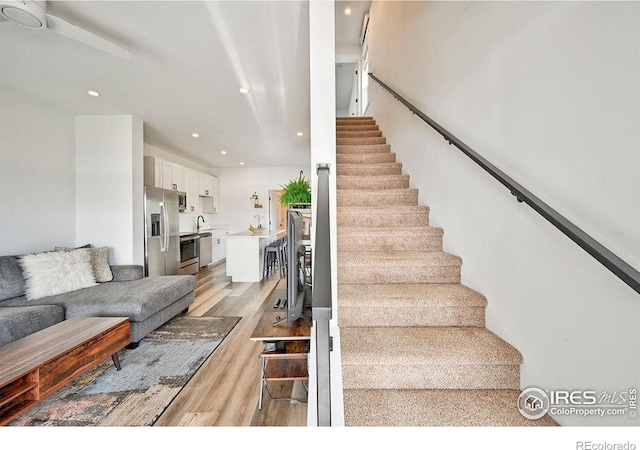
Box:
337 206 430 227
337 116 374 122
338 251 461 284
337 175 410 190
336 125 379 132
337 153 396 164
338 283 486 327
341 327 522 389
342 389 557 426
336 130 383 138
337 137 387 146
338 189 419 207
336 144 391 154
337 163 403 176
337 226 443 252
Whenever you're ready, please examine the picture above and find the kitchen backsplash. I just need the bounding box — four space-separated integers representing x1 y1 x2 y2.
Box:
179 212 228 233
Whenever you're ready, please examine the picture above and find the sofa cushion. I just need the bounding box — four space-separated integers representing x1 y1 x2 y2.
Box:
110 265 143 282
0 255 26 301
0 305 65 347
20 249 98 300
0 275 196 323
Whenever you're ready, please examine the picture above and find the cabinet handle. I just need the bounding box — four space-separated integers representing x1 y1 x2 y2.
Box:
206 190 209 195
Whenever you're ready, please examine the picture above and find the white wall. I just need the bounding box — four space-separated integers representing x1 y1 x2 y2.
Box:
209 166 309 235
367 1 640 426
0 86 76 255
75 116 144 265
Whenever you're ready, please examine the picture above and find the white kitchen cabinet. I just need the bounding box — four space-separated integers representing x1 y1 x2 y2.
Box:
211 230 226 263
198 173 219 213
199 173 214 197
162 160 185 192
143 156 185 192
143 156 163 188
212 176 220 213
184 168 200 213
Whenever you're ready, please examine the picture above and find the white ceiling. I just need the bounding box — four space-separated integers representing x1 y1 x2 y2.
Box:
0 1 368 169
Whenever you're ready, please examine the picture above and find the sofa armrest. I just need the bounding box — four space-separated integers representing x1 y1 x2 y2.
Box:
110 265 144 282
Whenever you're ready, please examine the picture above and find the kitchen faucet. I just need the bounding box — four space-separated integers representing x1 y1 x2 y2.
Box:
197 215 205 231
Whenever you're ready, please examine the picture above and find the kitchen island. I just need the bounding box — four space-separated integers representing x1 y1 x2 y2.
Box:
226 229 286 282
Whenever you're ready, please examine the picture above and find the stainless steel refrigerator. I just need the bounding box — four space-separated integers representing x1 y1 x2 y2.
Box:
144 186 181 276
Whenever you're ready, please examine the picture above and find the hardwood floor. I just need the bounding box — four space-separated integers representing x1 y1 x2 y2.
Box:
154 261 308 426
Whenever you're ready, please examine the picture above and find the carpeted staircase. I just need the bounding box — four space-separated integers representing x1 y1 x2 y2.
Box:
336 116 555 426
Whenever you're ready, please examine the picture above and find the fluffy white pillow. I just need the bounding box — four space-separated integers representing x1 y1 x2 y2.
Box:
54 246 113 283
20 249 98 300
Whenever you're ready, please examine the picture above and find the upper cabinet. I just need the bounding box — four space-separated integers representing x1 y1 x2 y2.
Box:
144 156 219 213
184 167 200 213
199 173 214 197
162 160 185 192
144 156 184 192
212 175 220 212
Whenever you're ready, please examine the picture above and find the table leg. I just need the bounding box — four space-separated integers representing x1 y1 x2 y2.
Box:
111 353 122 371
258 356 266 410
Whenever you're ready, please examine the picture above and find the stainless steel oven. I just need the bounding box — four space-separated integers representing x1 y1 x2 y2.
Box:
179 234 200 275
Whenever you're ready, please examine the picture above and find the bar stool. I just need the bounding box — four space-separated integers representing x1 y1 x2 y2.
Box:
262 239 283 281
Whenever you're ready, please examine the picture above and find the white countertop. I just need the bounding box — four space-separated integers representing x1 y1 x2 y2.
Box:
227 229 285 239
179 225 229 236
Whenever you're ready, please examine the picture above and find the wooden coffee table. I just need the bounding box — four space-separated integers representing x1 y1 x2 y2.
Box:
0 316 130 425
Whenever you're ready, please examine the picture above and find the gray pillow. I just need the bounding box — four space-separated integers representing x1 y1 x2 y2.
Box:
0 255 26 301
55 246 113 283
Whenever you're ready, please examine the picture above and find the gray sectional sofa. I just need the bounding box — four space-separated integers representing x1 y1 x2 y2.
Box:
0 255 196 347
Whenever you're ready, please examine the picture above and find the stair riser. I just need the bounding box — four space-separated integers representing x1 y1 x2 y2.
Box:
337 144 391 154
341 365 520 390
338 192 418 207
337 234 442 252
338 307 486 328
337 122 377 127
337 118 375 123
337 178 410 189
337 213 430 227
338 266 461 284
337 153 396 164
337 131 383 138
337 137 387 145
337 164 402 176
336 125 379 131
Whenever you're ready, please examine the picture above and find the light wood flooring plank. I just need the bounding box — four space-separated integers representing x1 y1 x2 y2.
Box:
154 266 305 426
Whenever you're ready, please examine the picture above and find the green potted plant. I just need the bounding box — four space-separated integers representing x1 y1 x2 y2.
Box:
279 171 311 208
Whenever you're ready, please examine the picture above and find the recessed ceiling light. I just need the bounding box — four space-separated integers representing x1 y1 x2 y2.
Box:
297 132 304 136
240 162 245 165
345 8 352 15
87 90 101 97
221 151 227 155
238 87 249 94
191 133 199 138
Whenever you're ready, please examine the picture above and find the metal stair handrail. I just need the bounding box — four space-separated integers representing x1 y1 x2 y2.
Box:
369 72 640 295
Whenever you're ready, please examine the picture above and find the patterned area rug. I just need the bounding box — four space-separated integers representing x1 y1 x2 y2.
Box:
8 316 240 426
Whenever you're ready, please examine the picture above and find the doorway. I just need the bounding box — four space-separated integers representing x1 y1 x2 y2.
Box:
268 190 287 231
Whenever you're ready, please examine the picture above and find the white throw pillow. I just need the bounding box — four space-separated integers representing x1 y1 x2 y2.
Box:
20 249 98 300
54 246 113 283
